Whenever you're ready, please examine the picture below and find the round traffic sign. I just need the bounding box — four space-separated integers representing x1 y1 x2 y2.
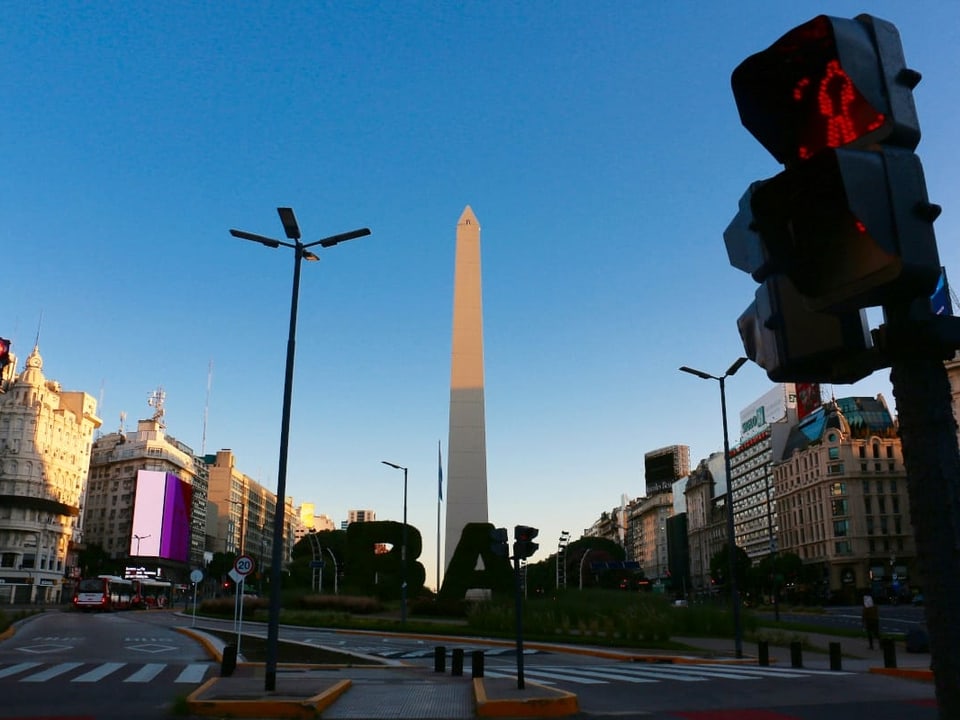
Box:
190 569 204 583
234 554 255 576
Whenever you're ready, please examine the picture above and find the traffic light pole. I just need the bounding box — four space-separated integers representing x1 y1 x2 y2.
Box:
513 554 526 690
884 307 960 716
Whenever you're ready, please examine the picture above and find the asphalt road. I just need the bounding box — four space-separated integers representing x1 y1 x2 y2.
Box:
0 608 937 719
0 609 215 720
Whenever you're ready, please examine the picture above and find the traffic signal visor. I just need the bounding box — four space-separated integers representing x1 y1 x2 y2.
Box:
732 14 920 166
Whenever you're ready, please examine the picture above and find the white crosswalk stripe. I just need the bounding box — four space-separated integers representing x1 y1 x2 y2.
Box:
23 662 84 682
73 662 126 682
123 663 167 683
0 661 210 685
485 662 853 686
175 664 210 683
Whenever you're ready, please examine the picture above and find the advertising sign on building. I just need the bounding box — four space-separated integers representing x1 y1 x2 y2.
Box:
739 384 796 441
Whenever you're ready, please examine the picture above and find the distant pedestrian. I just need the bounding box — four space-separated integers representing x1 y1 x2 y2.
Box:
862 595 880 649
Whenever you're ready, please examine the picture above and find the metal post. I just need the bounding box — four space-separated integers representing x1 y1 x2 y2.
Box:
513 554 525 690
264 246 303 691
720 375 744 659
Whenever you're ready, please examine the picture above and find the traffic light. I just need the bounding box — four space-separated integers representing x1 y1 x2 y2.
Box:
737 275 876 383
513 526 539 560
726 14 942 380
489 527 509 558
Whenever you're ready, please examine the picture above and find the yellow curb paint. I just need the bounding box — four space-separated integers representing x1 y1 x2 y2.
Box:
185 678 352 718
869 667 934 682
474 678 579 718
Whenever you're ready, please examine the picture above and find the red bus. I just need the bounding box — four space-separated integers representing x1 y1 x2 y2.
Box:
131 578 173 609
72 575 134 612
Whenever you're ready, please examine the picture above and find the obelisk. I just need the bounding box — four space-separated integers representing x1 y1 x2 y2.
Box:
444 205 489 572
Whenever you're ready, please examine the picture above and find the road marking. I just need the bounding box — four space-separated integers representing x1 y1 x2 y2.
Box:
22 662 84 682
0 662 42 678
73 662 126 683
124 663 166 683
175 664 209 683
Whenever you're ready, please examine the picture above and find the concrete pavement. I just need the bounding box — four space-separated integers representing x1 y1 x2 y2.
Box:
180 625 933 719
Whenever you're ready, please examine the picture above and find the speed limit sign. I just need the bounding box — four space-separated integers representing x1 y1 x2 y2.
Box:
234 554 255 577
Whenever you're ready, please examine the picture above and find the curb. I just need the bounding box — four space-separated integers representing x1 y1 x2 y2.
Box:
185 676 352 718
869 666 934 682
474 678 579 718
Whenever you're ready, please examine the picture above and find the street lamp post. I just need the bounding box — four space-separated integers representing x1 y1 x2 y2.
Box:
132 534 150 556
230 207 370 692
557 531 570 590
680 357 747 659
381 461 408 625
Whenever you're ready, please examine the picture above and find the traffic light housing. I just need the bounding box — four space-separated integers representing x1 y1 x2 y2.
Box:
738 275 876 383
726 14 942 381
489 527 509 558
731 14 920 166
513 525 539 560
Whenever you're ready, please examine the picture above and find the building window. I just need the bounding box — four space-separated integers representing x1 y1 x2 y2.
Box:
889 479 898 493
859 446 866 459
835 540 852 555
886 446 894 459
832 499 848 516
828 447 840 460
830 482 846 496
863 479 870 494
866 517 874 534
833 519 849 537
873 443 881 459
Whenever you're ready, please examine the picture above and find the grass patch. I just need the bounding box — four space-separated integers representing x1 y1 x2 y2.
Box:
201 628 386 665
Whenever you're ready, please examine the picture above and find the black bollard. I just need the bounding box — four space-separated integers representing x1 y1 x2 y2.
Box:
434 646 446 673
790 641 803 668
829 642 842 671
758 641 769 667
221 644 237 677
452 648 464 677
472 650 485 678
881 638 897 668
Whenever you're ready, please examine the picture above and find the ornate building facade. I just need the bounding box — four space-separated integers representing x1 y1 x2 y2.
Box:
0 345 101 603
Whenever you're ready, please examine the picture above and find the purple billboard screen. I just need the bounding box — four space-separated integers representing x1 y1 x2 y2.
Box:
160 473 192 563
131 470 192 562
131 471 164 556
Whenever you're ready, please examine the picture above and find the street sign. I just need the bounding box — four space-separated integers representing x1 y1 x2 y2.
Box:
190 569 203 584
234 554 255 577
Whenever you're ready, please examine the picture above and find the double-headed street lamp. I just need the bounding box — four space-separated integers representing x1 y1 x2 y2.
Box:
381 461 408 625
132 534 150 556
679 357 747 659
230 207 370 692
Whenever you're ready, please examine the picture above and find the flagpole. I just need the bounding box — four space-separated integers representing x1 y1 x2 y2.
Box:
437 440 442 594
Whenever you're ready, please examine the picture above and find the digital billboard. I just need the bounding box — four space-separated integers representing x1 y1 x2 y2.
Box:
130 470 193 563
644 445 689 495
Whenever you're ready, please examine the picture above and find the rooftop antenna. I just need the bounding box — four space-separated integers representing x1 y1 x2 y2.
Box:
96 380 106 438
201 359 213 455
147 386 166 427
34 311 43 348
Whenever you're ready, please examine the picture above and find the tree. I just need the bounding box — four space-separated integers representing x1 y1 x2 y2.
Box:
709 544 750 598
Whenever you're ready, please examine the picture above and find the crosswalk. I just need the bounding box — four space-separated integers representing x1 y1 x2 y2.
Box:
482 662 852 686
0 661 211 685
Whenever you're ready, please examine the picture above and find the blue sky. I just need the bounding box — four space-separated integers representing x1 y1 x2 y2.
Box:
4 2 959 588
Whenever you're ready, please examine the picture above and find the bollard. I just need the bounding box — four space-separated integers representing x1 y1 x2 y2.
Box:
829 642 842 671
881 638 897 668
452 648 464 677
758 641 769 667
790 641 803 668
221 644 237 677
472 650 485 678
434 646 446 673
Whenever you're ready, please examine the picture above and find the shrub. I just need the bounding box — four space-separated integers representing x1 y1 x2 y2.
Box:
294 594 383 614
